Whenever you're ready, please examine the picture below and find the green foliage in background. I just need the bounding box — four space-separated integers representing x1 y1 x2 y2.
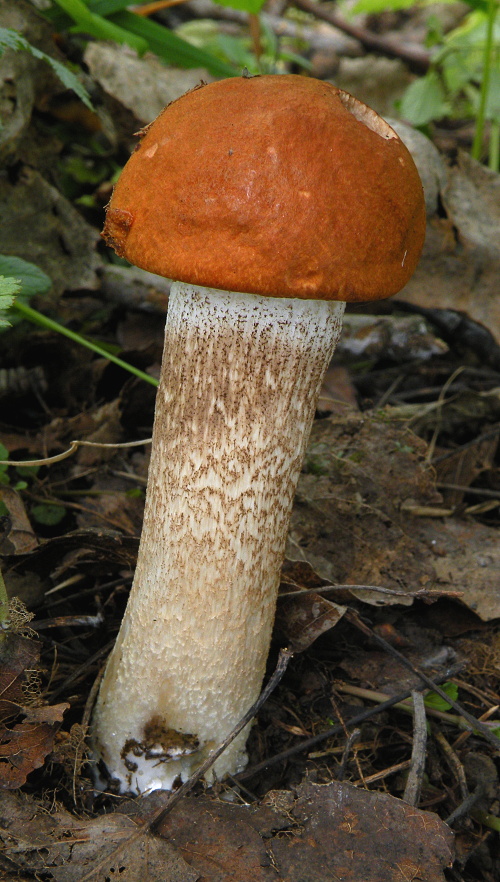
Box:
0 26 93 108
0 277 20 329
43 0 241 77
177 16 312 74
354 0 500 170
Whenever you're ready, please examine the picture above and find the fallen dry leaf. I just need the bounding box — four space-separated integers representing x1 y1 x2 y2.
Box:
276 562 346 653
287 411 438 604
413 518 500 622
0 487 38 555
287 411 500 620
158 782 454 882
0 702 69 789
0 166 101 300
0 632 40 721
269 781 454 882
398 152 500 345
0 780 454 882
84 41 213 126
0 792 195 882
0 632 68 788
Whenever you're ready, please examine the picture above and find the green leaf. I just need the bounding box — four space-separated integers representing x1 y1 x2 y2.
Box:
213 0 267 13
0 277 20 329
400 70 451 126
31 503 67 526
0 27 93 110
51 0 148 54
108 11 236 77
0 257 51 299
487 69 500 120
351 0 415 13
0 443 10 482
424 682 459 712
43 2 235 77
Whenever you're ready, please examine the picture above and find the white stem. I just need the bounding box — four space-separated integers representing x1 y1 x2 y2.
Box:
92 283 345 794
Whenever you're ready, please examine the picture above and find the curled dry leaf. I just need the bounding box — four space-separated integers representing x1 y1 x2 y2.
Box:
0 702 69 789
277 560 346 652
0 486 38 555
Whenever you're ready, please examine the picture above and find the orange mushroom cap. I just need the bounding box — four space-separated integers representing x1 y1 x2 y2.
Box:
102 75 426 302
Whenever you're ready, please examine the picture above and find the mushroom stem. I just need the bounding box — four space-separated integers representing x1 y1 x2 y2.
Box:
92 282 345 794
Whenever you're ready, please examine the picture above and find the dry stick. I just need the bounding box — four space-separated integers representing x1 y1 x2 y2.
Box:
292 0 431 74
237 663 466 781
0 438 152 469
131 0 189 14
278 584 463 601
347 610 500 751
354 759 411 786
337 727 362 783
453 705 500 751
79 648 293 882
49 642 114 702
445 784 486 827
73 666 107 805
434 728 469 801
336 682 479 730
403 691 427 806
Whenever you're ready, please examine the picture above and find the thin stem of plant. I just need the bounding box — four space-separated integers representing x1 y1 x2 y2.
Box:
13 301 158 387
471 0 497 163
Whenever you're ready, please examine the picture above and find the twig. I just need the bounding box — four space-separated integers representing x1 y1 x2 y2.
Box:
425 366 466 463
452 705 500 751
73 666 107 805
278 583 463 601
336 682 499 733
446 784 486 826
237 663 465 781
337 727 361 783
346 610 500 751
0 437 152 468
292 0 431 74
131 0 190 14
434 728 469 801
403 691 427 806
353 759 411 786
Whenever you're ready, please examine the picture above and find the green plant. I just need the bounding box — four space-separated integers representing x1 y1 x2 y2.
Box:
424 681 459 711
0 443 35 495
400 4 500 170
352 0 500 170
42 0 241 77
0 27 93 108
0 277 20 329
177 15 312 74
0 442 66 527
0 255 159 387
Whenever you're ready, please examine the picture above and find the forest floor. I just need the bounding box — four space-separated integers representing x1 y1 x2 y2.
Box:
1 1 500 880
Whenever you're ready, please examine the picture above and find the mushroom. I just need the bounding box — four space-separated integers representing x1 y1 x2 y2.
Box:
92 74 425 795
